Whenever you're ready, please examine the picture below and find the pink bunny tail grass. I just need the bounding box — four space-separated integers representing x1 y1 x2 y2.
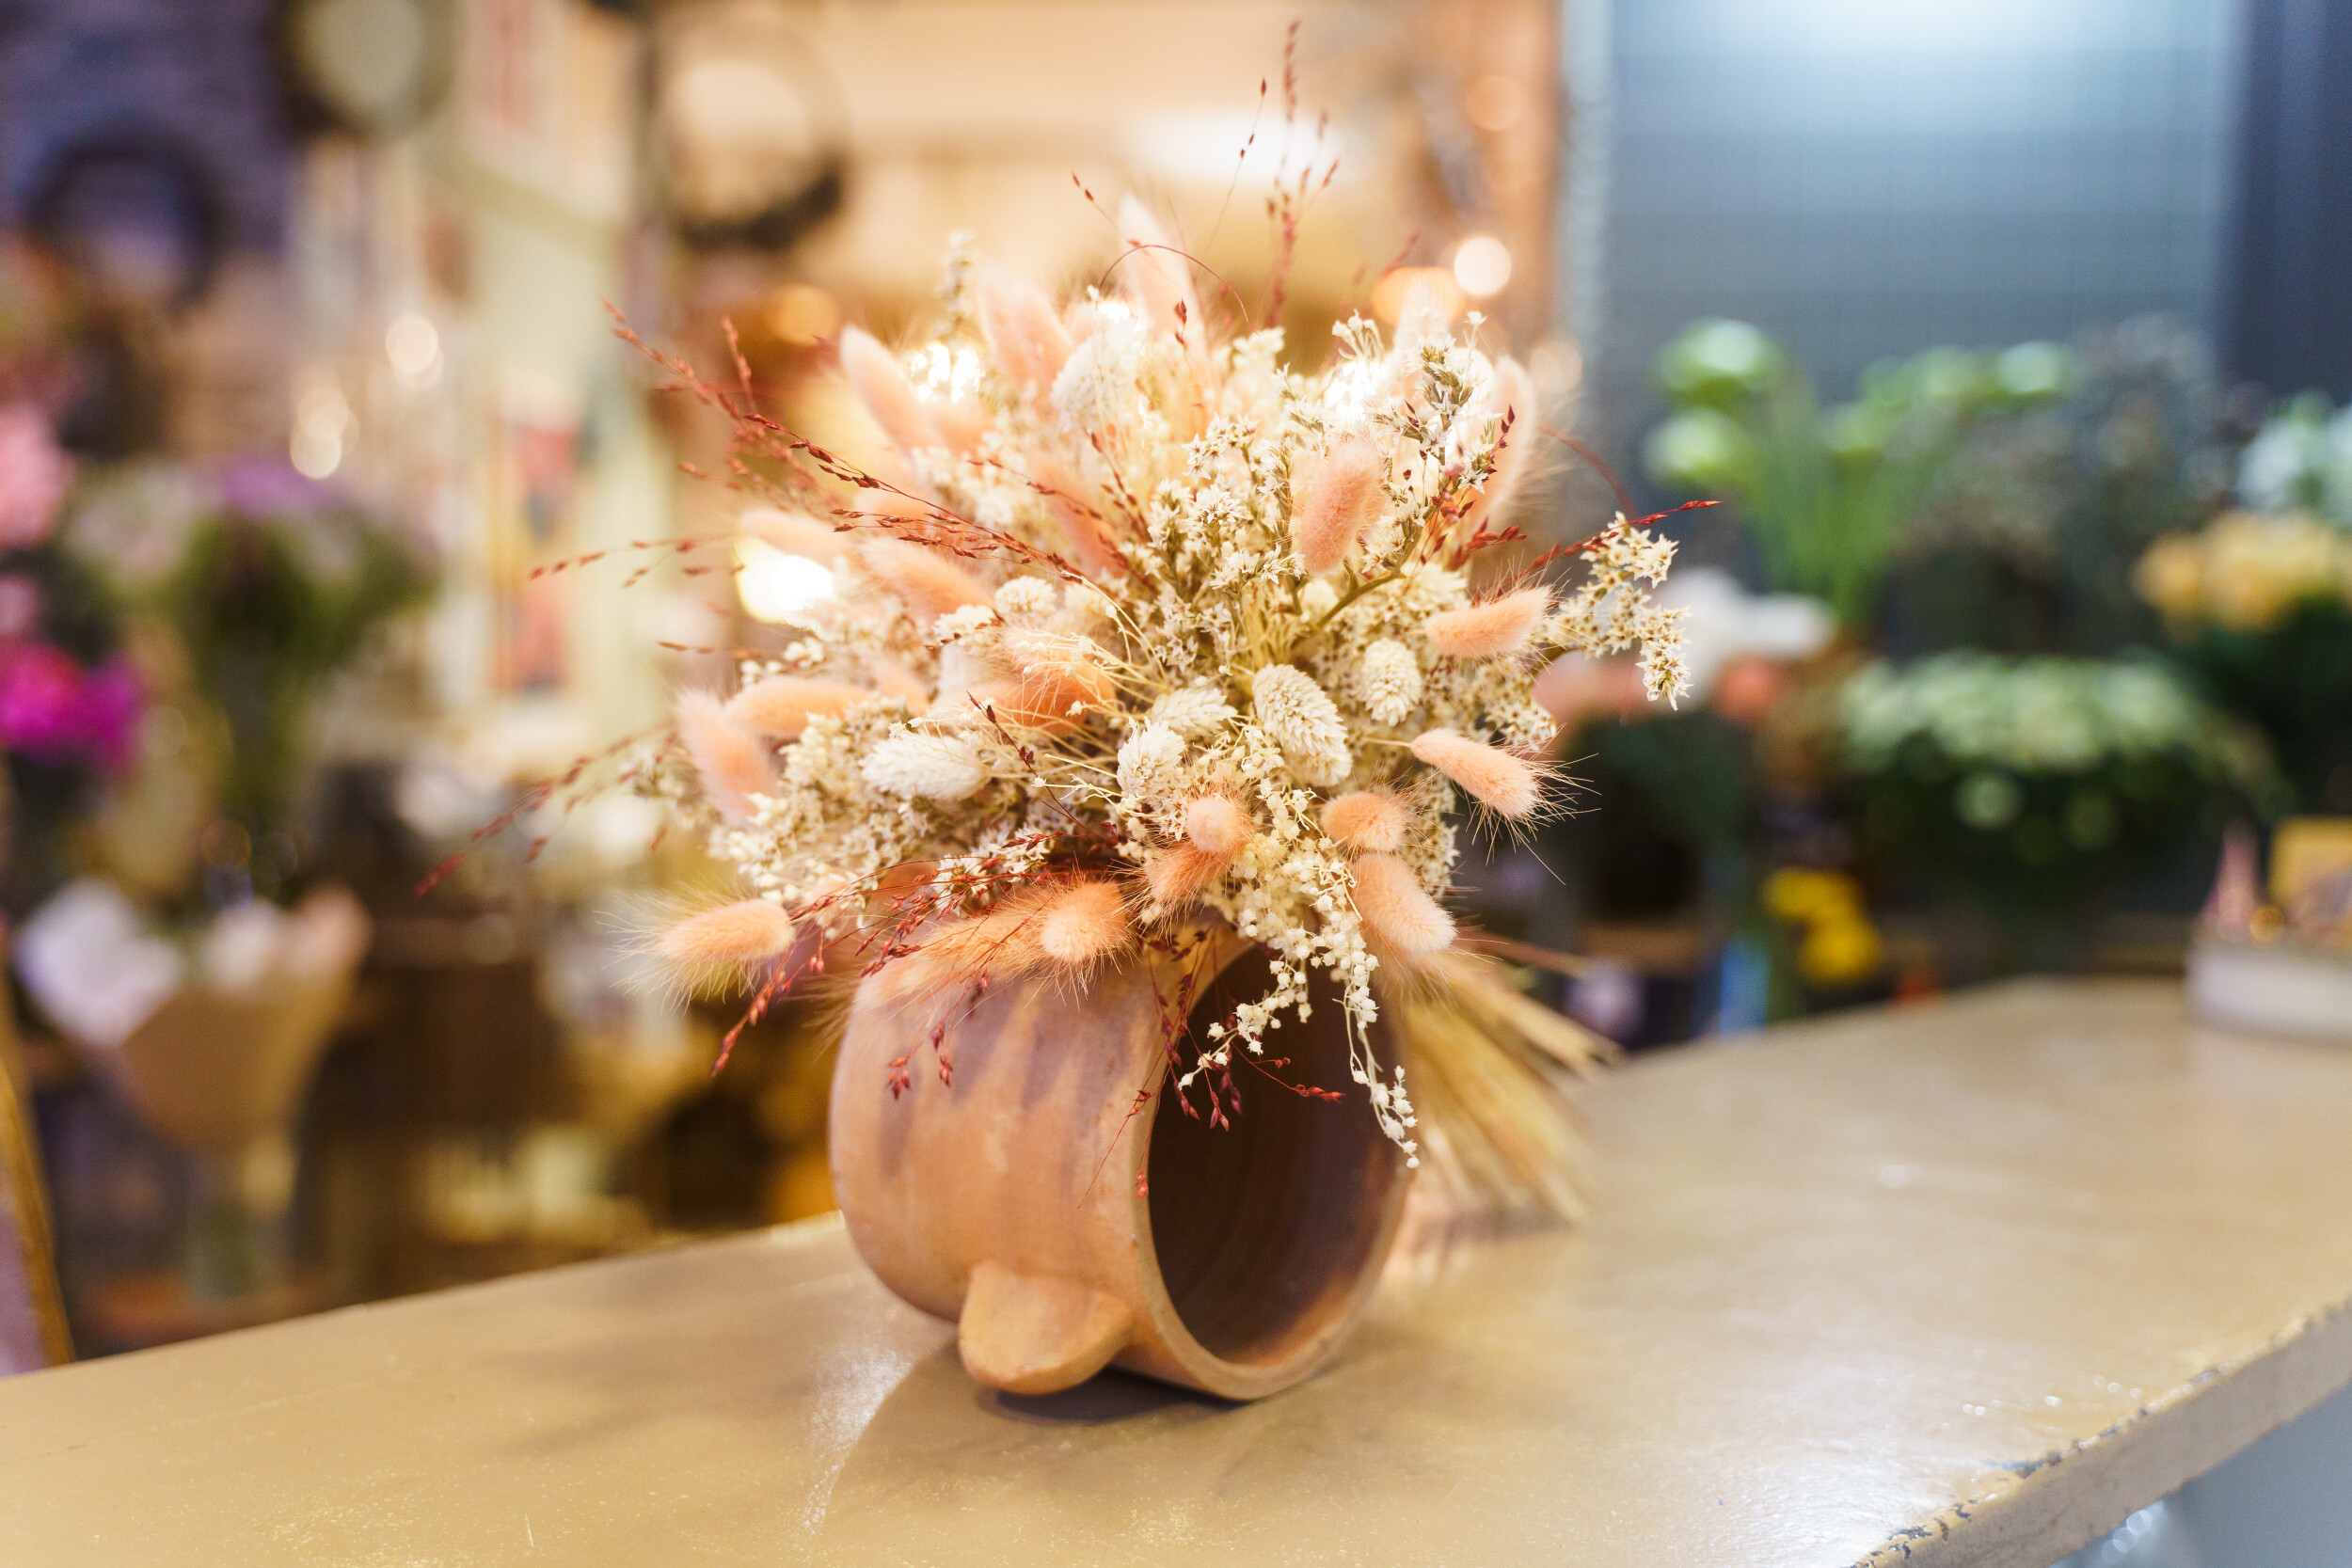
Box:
738 506 845 561
723 676 867 739
1145 843 1232 906
658 899 800 969
1424 586 1552 660
1292 437 1387 574
870 657 931 704
1031 453 1122 578
677 689 775 823
928 400 992 456
993 631 1117 725
839 325 942 461
978 265 1074 402
1351 853 1456 958
870 895 1051 1006
1411 728 1541 819
854 535 993 625
1117 195 1204 352
1184 795 1249 857
1037 879 1134 971
1321 789 1410 852
1462 356 1538 532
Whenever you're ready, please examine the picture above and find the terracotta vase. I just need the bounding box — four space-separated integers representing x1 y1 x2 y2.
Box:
831 935 1412 1401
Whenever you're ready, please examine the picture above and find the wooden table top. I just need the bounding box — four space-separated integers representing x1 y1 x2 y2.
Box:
5 979 2351 1567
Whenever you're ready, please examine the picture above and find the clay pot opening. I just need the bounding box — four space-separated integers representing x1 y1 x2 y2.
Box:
1145 945 1405 1370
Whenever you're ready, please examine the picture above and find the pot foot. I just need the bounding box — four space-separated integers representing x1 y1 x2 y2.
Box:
958 1261 1135 1395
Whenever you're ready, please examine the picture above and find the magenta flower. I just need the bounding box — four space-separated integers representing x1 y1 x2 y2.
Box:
0 642 142 772
0 404 70 548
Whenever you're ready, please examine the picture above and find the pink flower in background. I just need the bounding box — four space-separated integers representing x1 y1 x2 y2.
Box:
0 572 40 640
0 404 70 547
0 642 141 772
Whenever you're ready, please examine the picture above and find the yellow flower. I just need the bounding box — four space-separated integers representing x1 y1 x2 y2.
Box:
1763 866 1850 923
1799 913 1883 988
2131 533 2204 622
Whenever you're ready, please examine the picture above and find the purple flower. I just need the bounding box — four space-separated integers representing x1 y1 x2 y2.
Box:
212 457 336 519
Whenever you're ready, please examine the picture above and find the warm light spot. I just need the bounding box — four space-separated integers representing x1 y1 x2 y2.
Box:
735 537 834 624
766 284 839 345
1465 74 1526 133
1371 266 1466 326
291 427 342 478
1453 235 1513 298
385 312 440 384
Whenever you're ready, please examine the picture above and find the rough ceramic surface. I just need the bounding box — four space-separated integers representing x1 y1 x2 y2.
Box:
4 981 2352 1566
830 940 1411 1399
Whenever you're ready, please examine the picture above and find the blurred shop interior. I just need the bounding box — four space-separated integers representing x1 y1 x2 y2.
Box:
0 0 2345 1357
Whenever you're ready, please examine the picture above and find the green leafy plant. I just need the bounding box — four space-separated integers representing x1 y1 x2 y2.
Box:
1645 320 2073 629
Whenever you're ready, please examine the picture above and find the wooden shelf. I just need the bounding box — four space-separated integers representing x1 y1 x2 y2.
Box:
4 980 2351 1565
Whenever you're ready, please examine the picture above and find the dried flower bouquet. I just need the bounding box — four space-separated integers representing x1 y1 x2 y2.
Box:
633 209 1690 1217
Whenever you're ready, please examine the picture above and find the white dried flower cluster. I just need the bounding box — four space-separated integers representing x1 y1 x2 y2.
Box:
662 246 1692 1160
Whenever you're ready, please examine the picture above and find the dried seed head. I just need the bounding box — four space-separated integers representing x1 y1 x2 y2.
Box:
1351 852 1455 956
1321 790 1409 852
1251 664 1352 785
657 899 800 968
1424 586 1552 660
1292 437 1387 574
839 326 941 461
1410 728 1540 818
861 732 989 800
977 265 1075 403
724 677 866 739
676 690 774 823
854 536 993 626
1038 880 1133 968
1184 795 1249 857
1463 356 1538 531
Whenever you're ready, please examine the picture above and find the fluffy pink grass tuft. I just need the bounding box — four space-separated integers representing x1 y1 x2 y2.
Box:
739 506 845 561
1117 196 1204 353
724 677 866 739
975 631 1115 732
872 895 1050 1004
1145 844 1229 906
677 690 775 823
839 326 941 461
1038 879 1133 968
1321 789 1409 851
1351 853 1455 957
658 899 800 968
928 401 991 456
1031 453 1122 578
1462 356 1537 531
855 536 993 625
1424 586 1551 660
1411 728 1540 818
978 266 1074 403
1184 795 1249 857
1292 437 1387 574
870 657 930 704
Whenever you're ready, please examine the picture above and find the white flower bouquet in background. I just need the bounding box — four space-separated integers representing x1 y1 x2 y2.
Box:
1840 653 2274 933
606 211 1694 1217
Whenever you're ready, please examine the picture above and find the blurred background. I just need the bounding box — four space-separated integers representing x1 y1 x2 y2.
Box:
0 0 2344 1362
